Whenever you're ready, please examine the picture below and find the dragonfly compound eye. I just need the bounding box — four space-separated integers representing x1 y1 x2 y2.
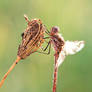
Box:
52 26 59 33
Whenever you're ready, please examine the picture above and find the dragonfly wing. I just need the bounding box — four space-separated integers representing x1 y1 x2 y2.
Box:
63 40 85 55
57 40 85 67
57 50 66 67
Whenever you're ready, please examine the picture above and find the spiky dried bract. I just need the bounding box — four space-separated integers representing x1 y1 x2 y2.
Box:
17 19 46 59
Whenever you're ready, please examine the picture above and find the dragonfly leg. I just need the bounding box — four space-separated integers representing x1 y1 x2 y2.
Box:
44 25 50 34
42 41 51 51
36 41 51 55
43 37 50 39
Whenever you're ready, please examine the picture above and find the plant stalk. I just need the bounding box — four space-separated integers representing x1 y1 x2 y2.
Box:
0 56 21 88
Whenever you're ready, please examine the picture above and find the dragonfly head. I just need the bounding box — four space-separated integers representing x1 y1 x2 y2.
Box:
50 26 60 35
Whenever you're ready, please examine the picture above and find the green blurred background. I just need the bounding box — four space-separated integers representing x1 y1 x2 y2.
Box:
0 0 91 92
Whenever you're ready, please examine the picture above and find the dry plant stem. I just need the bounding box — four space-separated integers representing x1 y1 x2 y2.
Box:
0 56 21 88
53 54 58 92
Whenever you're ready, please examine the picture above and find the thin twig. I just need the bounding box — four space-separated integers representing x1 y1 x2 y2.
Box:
0 56 21 88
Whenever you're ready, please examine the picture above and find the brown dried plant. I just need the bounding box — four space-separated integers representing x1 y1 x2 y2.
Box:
0 15 46 87
0 15 85 92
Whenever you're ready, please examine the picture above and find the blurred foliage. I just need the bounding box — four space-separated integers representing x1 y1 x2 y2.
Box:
0 0 92 92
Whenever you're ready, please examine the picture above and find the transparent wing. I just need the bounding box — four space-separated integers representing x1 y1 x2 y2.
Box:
63 41 85 55
57 40 85 67
57 50 66 67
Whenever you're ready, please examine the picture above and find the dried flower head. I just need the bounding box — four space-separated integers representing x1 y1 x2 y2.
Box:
0 15 47 87
18 15 46 59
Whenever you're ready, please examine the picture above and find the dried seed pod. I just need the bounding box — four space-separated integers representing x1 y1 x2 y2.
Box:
0 15 46 87
18 17 46 59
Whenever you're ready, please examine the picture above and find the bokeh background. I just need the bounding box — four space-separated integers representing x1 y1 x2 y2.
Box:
0 0 91 92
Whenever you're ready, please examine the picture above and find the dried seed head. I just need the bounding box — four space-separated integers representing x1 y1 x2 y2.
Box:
17 17 46 59
0 15 47 88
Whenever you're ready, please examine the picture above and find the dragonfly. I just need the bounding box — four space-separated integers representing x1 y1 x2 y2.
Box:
44 26 85 92
0 15 48 87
